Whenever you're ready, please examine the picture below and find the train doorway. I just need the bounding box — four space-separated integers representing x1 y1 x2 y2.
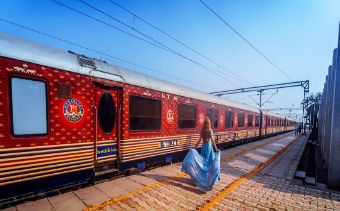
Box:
93 82 122 174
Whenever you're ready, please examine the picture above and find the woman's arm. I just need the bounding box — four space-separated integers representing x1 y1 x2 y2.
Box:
211 135 219 152
194 136 202 148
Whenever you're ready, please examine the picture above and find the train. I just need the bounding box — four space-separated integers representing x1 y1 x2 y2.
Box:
0 33 296 204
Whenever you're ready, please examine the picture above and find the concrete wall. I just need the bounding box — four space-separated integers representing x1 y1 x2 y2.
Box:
318 22 340 188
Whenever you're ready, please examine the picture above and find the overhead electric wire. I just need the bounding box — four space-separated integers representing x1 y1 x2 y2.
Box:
0 18 216 90
51 0 241 88
199 0 294 81
108 0 255 86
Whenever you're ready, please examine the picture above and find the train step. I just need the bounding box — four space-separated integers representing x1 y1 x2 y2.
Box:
95 168 120 177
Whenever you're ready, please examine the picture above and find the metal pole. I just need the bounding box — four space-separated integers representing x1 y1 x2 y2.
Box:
302 91 306 135
259 90 263 108
259 90 263 137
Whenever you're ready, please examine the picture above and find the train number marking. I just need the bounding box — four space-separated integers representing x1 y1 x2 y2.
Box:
160 139 180 148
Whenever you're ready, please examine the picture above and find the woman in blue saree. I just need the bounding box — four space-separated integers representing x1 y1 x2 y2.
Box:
181 117 221 191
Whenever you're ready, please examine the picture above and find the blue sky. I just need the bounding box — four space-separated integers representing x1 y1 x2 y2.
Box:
1 0 340 120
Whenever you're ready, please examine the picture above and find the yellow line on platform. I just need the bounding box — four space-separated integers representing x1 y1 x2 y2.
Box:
85 172 187 211
221 133 291 162
85 133 293 211
198 135 301 211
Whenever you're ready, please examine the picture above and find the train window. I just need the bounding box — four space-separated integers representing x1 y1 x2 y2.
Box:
225 111 234 128
206 108 219 129
10 77 47 135
267 118 270 126
129 95 161 131
238 113 245 128
98 92 116 134
247 114 253 127
255 115 260 127
178 104 196 129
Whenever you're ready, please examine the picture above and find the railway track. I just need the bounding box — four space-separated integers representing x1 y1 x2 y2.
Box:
85 132 298 211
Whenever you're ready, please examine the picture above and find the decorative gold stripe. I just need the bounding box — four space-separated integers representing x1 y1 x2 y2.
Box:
121 143 193 155
0 166 93 186
0 155 93 171
120 137 190 145
0 152 93 167
97 156 117 162
0 149 93 163
124 134 196 142
97 139 117 144
0 162 92 182
0 142 92 152
0 160 93 181
0 158 93 177
121 144 160 152
97 142 117 147
0 145 93 158
121 147 189 162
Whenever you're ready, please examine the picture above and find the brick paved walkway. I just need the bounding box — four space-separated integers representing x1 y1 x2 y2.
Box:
4 133 339 211
214 137 340 211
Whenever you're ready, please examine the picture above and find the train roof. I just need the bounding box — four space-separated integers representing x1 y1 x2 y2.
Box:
0 33 294 120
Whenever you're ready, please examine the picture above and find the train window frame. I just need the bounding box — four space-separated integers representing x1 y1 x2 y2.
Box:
225 111 234 129
267 118 270 127
237 112 245 128
255 115 260 127
206 108 219 129
98 91 116 135
129 95 162 132
247 114 253 128
178 103 197 130
9 76 49 137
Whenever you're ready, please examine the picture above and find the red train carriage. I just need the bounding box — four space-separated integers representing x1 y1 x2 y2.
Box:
0 33 296 204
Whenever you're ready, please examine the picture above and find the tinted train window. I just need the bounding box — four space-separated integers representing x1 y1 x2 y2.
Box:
129 96 161 131
98 92 116 134
207 108 219 129
225 111 234 128
178 104 196 129
255 115 260 127
11 77 47 135
238 113 245 128
247 114 253 127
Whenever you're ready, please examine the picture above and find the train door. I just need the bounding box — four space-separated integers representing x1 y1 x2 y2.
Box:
259 111 263 137
93 83 122 173
265 116 268 135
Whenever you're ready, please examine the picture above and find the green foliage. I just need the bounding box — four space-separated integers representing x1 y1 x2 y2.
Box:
303 92 322 127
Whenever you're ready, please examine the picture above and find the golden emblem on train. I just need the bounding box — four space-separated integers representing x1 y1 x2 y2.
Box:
63 99 84 122
166 109 174 123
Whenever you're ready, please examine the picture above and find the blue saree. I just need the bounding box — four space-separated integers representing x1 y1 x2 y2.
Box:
181 131 221 191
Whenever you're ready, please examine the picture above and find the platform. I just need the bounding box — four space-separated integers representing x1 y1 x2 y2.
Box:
2 133 340 211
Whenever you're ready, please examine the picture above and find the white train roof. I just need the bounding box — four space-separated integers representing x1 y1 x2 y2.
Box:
0 33 293 120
